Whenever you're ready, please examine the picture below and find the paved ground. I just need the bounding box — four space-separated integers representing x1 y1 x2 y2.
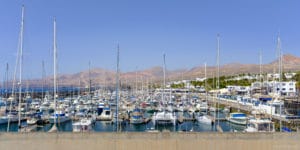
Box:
0 132 299 150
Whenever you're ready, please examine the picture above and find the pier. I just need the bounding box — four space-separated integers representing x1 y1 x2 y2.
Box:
202 95 300 125
0 132 299 150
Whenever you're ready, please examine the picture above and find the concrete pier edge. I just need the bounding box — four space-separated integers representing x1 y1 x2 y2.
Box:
0 132 299 150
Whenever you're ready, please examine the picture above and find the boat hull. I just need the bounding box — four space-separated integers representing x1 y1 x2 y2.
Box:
49 116 71 124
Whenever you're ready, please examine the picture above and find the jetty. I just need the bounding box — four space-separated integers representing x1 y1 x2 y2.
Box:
0 132 299 150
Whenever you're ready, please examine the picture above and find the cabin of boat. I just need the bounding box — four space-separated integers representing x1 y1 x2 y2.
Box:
72 118 93 132
152 111 176 125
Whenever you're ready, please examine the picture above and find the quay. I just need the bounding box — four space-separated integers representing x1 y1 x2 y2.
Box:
202 95 300 125
0 132 299 150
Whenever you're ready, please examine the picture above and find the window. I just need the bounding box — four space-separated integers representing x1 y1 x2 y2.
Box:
289 88 294 91
282 88 286 91
289 83 294 86
282 83 286 86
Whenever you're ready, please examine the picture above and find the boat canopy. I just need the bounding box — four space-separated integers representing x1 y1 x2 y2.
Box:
259 97 272 101
231 113 246 118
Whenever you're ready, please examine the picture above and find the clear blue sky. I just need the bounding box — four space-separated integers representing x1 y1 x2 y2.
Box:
0 0 299 79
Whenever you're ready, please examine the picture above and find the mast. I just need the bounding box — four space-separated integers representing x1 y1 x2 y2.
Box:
135 66 138 96
205 62 207 114
276 35 282 132
89 61 91 98
259 51 262 95
17 5 25 130
115 44 120 132
216 34 220 126
5 63 9 98
277 36 282 95
53 18 57 126
162 53 166 105
7 5 23 131
42 60 45 100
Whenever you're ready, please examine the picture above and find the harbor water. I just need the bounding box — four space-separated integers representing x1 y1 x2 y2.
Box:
0 112 246 132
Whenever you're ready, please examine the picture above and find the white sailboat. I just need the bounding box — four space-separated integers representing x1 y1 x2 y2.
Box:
197 63 212 125
152 53 176 126
5 6 28 132
112 45 121 131
48 18 59 132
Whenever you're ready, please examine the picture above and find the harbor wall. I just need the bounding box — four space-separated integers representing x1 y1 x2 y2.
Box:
0 132 299 150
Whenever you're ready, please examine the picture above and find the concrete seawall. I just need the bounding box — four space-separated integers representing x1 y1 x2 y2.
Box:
0 132 299 150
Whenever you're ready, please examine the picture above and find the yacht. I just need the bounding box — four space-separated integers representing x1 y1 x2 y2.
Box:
130 108 144 124
244 118 275 132
97 107 112 121
1 114 19 124
197 114 212 124
152 110 176 125
72 118 93 132
226 112 248 125
49 110 71 124
27 117 37 125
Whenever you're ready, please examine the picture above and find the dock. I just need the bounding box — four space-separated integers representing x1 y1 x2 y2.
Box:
1 132 300 150
202 95 300 125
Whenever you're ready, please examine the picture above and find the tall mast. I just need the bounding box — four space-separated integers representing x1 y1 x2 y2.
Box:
89 61 91 98
162 53 166 104
5 63 9 98
18 5 25 129
277 35 282 95
8 6 23 132
204 62 208 114
135 66 138 96
276 35 282 132
216 34 220 126
115 44 120 132
42 60 45 100
259 51 262 95
53 18 57 125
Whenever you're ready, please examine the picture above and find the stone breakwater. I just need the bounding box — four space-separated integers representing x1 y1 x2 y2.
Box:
0 132 299 150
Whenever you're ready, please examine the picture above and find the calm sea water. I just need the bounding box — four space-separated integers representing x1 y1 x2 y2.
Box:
0 112 246 132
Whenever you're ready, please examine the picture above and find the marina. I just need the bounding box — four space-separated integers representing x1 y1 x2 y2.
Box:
1 1 300 150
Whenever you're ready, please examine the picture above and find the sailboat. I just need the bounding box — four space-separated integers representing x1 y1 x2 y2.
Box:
152 53 176 126
48 18 71 132
6 6 26 132
112 45 122 131
197 63 212 125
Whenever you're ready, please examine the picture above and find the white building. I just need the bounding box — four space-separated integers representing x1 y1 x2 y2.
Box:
227 85 250 95
267 73 296 80
196 77 206 82
273 81 296 96
251 81 296 96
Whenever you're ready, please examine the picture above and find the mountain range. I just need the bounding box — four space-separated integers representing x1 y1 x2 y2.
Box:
28 54 300 87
